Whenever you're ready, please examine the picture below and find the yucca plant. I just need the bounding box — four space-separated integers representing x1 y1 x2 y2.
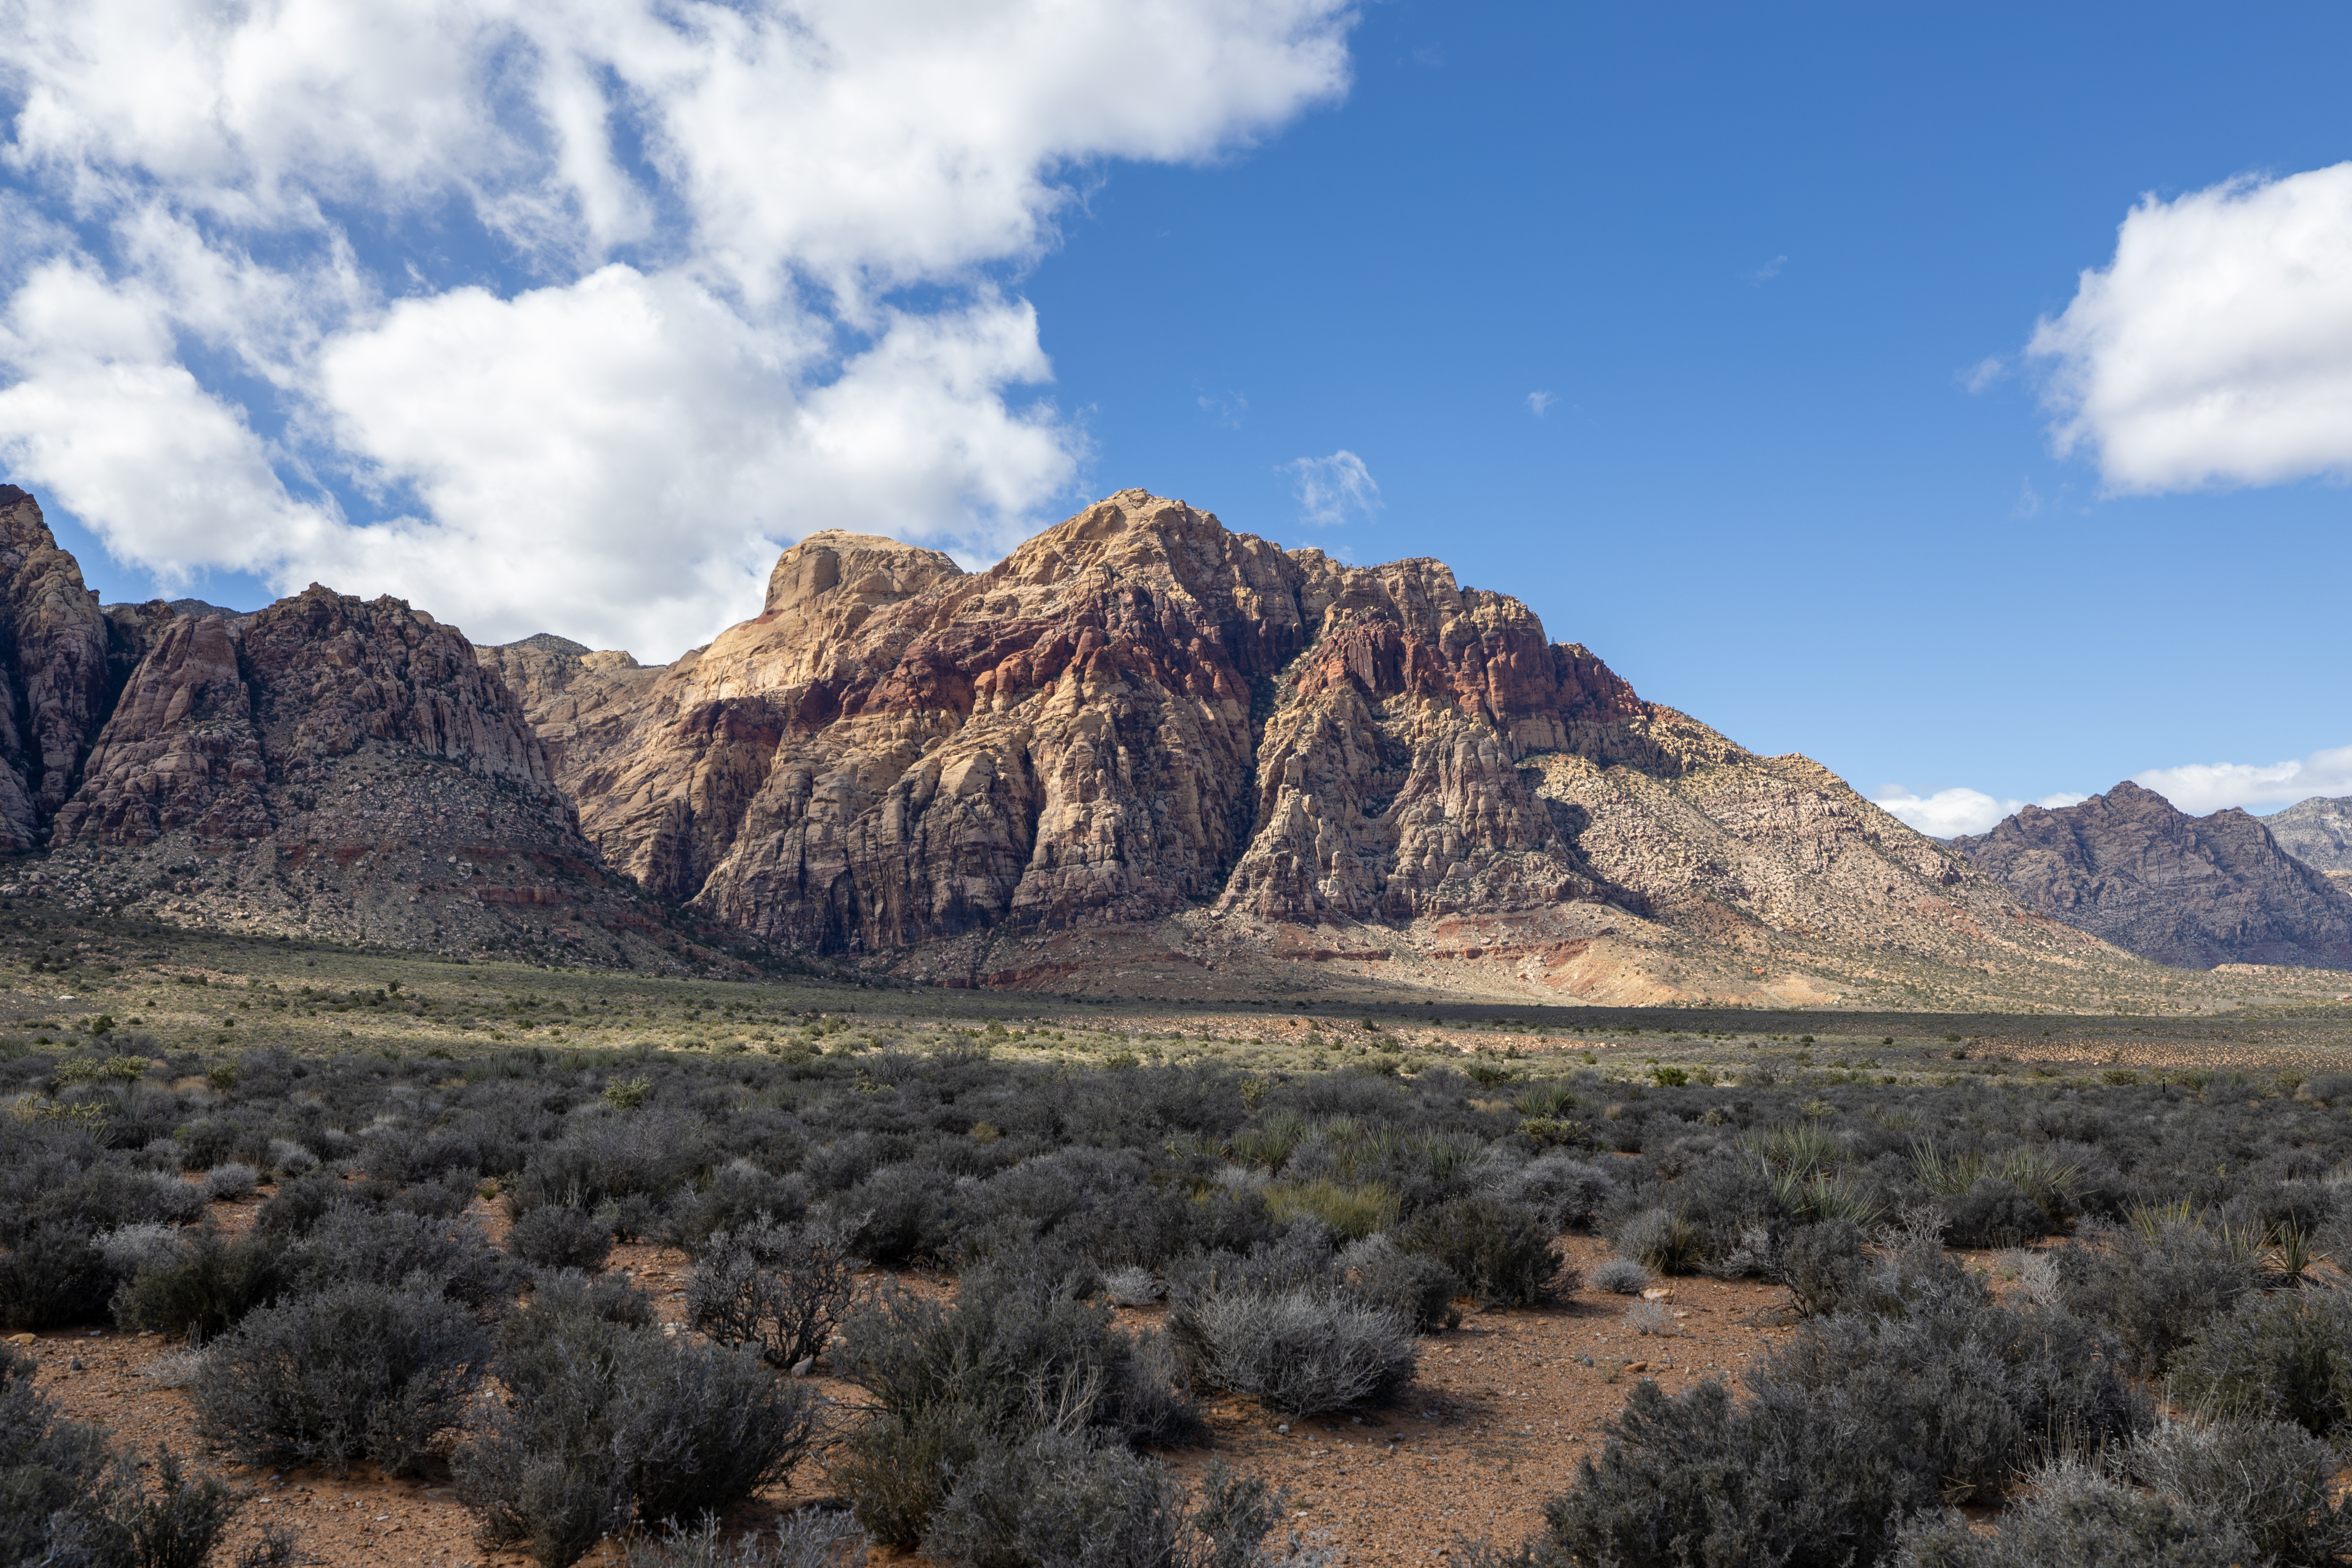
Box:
1911 1141 1990 1197
1412 1132 1478 1186
1998 1149 2082 1224
2263 1224 2315 1285
1515 1080 1580 1118
1750 1123 1841 1178
1773 1169 1883 1230
2125 1197 2202 1244
1232 1112 1306 1173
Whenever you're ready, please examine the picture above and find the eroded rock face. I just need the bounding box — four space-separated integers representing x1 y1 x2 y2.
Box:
532 490 1867 956
0 487 112 848
2265 795 2352 875
1954 781 2352 969
47 584 681 966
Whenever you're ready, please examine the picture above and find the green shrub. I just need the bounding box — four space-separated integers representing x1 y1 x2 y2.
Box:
192 1283 490 1475
620 1508 867 1568
1396 1195 1565 1306
2170 1288 2352 1440
508 1204 613 1271
2055 1221 2261 1374
1891 1454 2259 1567
0 1223 116 1330
1777 1219 1867 1318
832 1259 1196 1548
1337 1234 1460 1332
924 1436 1288 1568
113 1229 288 1340
1168 1284 1414 1416
459 1306 818 1568
2124 1417 2352 1566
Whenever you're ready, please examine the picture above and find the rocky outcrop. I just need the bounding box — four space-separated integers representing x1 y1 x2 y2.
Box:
0 487 112 849
1953 781 2352 970
0 481 2210 1000
42 583 691 967
515 489 2114 1007
2264 795 2352 875
527 495 1704 954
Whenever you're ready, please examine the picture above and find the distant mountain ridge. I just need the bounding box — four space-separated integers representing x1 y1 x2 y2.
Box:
1953 781 2352 970
10 477 2351 1004
2265 794 2352 878
469 488 2234 1007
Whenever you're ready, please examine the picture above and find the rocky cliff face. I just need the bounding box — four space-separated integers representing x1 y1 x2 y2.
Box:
31 582 693 967
0 488 113 850
10 478 2288 1002
514 494 1689 953
485 489 2170 1006
1953 781 2352 970
2264 795 2352 875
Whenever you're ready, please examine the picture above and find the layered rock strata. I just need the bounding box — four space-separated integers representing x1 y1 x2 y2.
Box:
497 490 2168 1005
1954 782 2352 970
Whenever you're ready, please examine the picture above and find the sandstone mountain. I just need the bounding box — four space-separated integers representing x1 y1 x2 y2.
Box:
2263 794 2352 894
0 489 700 968
484 488 2236 1008
1952 781 2352 971
10 475 2341 1006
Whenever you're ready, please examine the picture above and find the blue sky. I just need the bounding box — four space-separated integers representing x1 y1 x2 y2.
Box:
4 1 2349 835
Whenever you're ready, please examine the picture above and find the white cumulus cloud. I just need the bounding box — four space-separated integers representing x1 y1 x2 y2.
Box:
2134 742 2352 816
0 0 1358 656
2031 162 2352 492
1873 786 2091 839
1284 448 1379 527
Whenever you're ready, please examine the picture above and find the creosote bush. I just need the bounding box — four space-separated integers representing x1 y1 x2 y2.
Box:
925 1439 1299 1568
508 1203 615 1271
620 1508 868 1568
10 995 2352 1566
2054 1216 2261 1374
2168 1284 2352 1440
1396 1194 1564 1306
0 1344 301 1568
1171 1285 1416 1416
687 1215 861 1368
832 1254 1196 1550
192 1282 490 1475
458 1292 819 1568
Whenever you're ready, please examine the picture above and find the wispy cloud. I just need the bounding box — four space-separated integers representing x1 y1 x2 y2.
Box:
1873 786 2090 838
1196 389 1248 428
1283 449 1380 526
1526 390 1557 417
1746 254 1788 285
1962 356 2005 394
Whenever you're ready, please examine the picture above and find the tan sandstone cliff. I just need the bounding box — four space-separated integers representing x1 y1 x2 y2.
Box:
483 490 2204 1007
